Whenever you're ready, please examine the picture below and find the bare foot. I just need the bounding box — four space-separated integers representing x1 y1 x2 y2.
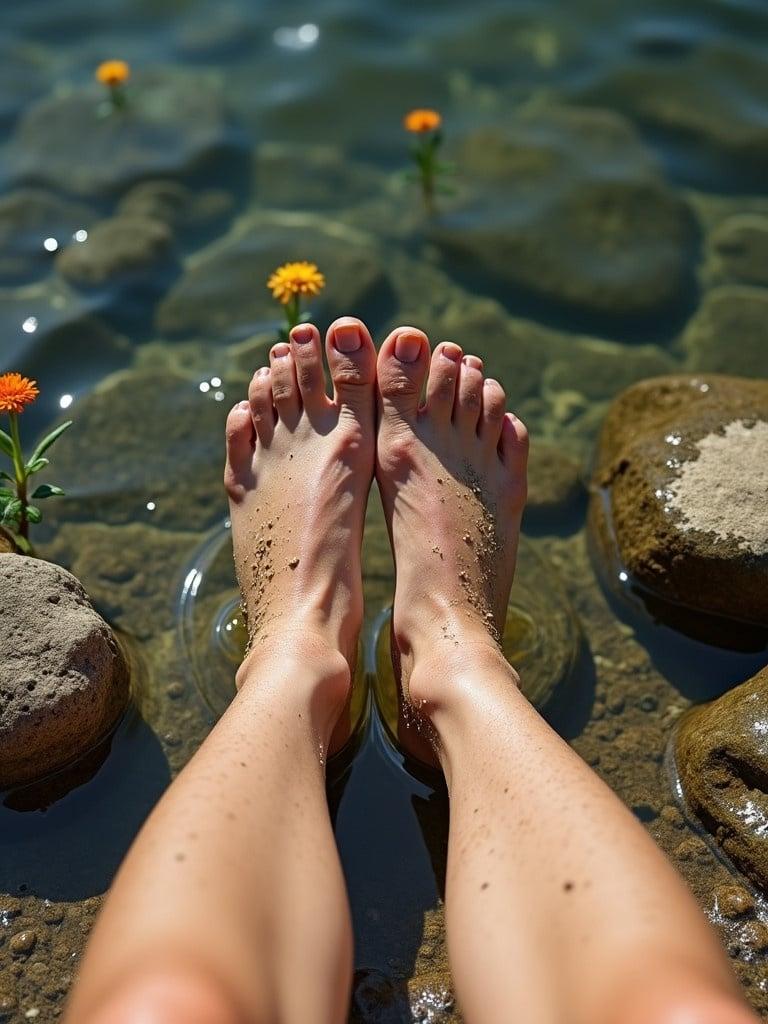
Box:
224 316 377 706
375 326 528 761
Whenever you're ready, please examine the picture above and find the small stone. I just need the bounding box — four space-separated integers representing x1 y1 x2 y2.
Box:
9 931 36 957
674 837 708 862
638 694 658 713
660 805 684 829
288 558 300 569
740 920 768 953
41 903 65 926
525 441 584 525
165 682 185 700
715 884 754 919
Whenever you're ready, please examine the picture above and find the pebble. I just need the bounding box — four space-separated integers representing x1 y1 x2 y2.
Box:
716 884 754 918
638 693 658 712
9 931 36 957
660 805 685 829
42 903 65 925
740 920 768 953
166 682 185 700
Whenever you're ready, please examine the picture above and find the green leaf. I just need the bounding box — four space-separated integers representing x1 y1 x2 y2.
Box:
32 483 65 499
0 471 13 482
29 420 72 465
0 429 14 459
25 505 42 524
25 457 49 475
1 499 22 525
0 489 15 507
13 533 32 555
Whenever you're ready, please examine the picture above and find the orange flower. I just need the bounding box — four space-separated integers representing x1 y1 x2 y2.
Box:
0 373 39 414
267 262 325 305
96 60 131 87
404 108 442 133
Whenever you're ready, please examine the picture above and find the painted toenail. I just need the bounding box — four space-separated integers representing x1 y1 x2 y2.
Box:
292 325 314 344
441 344 461 362
463 355 483 369
334 323 362 353
271 344 290 359
394 332 423 363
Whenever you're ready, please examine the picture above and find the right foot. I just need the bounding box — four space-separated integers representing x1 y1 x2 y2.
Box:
375 326 528 759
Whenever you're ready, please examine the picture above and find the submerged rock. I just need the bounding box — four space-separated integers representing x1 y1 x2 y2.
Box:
56 215 175 289
44 367 243 533
9 69 244 199
580 43 768 190
682 287 768 379
676 666 768 892
589 374 768 634
710 215 768 289
0 555 129 788
0 189 94 284
525 442 584 525
431 104 695 322
156 211 391 341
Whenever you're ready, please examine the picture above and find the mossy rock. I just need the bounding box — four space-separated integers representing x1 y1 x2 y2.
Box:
682 286 768 379
589 374 768 634
676 666 768 892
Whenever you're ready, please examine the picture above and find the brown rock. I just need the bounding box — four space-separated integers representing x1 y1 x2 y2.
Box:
0 555 130 788
676 666 768 891
714 883 754 918
589 374 768 631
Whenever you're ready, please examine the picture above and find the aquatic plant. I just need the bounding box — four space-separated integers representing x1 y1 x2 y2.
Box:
404 108 452 211
96 60 130 110
0 373 71 554
267 261 325 338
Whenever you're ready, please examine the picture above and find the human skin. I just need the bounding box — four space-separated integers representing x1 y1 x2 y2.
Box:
65 316 756 1024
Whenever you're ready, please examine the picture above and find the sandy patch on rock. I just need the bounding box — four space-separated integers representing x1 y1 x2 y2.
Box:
667 419 768 555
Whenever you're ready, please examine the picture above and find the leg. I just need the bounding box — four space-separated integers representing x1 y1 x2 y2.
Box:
66 317 378 1024
374 326 757 1024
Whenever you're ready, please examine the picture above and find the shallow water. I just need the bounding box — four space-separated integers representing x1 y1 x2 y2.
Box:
2 0 768 1019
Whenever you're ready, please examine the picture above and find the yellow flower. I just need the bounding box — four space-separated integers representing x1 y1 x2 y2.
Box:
96 60 131 87
404 108 442 133
0 373 39 414
267 262 325 305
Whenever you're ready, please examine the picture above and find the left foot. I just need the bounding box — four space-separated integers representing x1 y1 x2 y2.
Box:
224 317 377 692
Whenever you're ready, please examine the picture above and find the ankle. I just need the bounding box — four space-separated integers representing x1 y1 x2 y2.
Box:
405 632 519 718
235 630 352 729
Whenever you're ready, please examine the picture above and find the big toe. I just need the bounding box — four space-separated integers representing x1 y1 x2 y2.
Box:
326 317 377 420
376 326 430 425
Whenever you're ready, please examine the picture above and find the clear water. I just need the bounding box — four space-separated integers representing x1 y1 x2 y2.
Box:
2 0 768 1019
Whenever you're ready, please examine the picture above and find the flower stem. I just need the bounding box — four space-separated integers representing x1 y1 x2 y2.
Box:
284 295 301 334
8 412 28 540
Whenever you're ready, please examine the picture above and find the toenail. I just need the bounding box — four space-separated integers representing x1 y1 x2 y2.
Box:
441 343 461 362
394 332 423 363
463 355 483 370
238 400 250 410
334 323 362 353
484 378 500 388
271 344 290 359
257 367 270 377
292 325 314 344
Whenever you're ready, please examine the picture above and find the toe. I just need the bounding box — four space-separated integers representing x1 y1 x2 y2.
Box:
499 412 529 474
326 316 377 418
424 342 462 422
479 378 507 446
224 401 254 498
269 342 301 425
290 324 329 415
376 326 430 425
248 367 276 446
454 355 484 430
